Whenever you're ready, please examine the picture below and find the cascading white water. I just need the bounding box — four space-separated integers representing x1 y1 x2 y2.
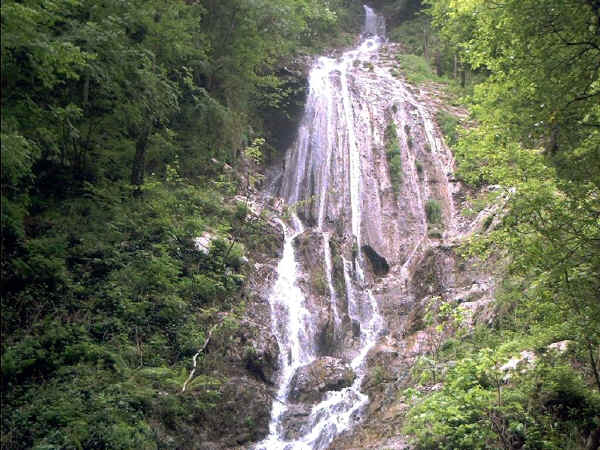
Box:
258 6 387 450
363 4 386 37
263 217 316 449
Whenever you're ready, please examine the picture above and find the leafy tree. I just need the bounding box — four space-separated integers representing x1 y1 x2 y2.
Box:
432 0 600 390
402 1 600 447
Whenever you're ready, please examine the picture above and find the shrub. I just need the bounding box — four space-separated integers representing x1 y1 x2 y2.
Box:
436 110 460 148
404 353 600 450
388 16 429 55
385 122 403 192
1 181 247 448
385 123 399 155
389 154 403 190
425 199 442 224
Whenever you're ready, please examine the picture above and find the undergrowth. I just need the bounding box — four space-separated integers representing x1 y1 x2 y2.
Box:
436 110 460 148
402 276 600 449
0 176 266 448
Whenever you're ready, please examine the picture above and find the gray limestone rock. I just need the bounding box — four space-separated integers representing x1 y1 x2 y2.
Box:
289 357 356 404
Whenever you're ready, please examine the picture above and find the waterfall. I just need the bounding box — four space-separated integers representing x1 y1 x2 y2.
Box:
258 4 457 448
264 218 316 445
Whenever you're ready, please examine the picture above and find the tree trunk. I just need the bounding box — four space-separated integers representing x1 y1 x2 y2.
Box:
547 125 560 155
83 72 90 105
131 129 150 189
586 426 600 450
423 26 428 60
454 54 458 79
588 340 600 392
435 51 442 77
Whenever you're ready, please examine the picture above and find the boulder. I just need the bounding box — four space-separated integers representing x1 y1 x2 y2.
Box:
289 357 356 404
194 231 216 254
242 333 279 385
280 403 313 440
204 376 273 446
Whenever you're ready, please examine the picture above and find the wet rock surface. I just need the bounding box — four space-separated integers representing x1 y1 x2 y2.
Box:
190 200 286 449
252 16 499 449
280 403 314 440
237 322 280 385
325 41 499 448
209 377 273 446
289 357 356 404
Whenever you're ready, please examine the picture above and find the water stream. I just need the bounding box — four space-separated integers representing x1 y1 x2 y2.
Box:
257 5 455 448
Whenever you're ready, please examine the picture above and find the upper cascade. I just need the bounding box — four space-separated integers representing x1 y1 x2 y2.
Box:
363 5 386 38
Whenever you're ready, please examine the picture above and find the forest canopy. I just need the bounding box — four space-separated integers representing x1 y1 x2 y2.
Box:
397 1 600 447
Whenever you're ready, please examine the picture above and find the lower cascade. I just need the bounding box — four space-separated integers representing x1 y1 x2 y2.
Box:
257 5 458 449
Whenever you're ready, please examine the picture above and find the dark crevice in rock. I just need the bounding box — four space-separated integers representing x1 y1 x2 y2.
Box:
362 244 390 276
244 353 276 386
317 317 337 356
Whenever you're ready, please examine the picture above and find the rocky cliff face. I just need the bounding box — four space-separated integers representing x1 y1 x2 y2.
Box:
230 9 498 450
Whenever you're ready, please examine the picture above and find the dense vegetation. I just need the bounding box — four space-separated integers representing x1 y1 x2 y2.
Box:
1 0 363 447
384 0 600 448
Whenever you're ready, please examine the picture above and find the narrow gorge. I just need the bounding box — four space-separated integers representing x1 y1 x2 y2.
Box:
253 5 494 449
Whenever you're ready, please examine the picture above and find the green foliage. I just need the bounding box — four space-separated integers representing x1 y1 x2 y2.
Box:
0 179 253 447
385 122 403 190
388 154 404 189
435 110 460 148
312 273 329 297
389 15 430 55
1 0 360 444
415 160 424 178
425 199 442 224
372 365 387 385
383 0 484 95
427 0 600 399
461 190 500 218
405 349 600 449
404 269 600 447
402 5 600 446
244 138 266 191
394 54 438 85
414 296 466 384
